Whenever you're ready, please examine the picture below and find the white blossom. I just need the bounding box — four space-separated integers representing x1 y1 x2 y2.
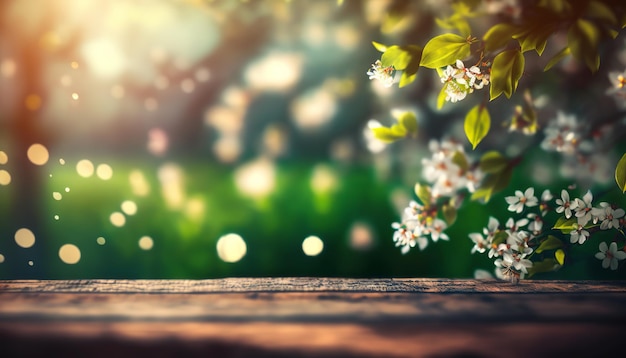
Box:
505 187 538 213
469 232 488 254
440 60 489 103
367 60 394 87
597 205 625 230
573 190 593 226
555 189 578 218
595 242 626 270
569 224 590 245
540 112 581 155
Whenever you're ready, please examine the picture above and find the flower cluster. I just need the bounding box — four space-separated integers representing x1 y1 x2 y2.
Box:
471 186 626 283
392 201 449 254
392 140 483 254
469 187 553 282
440 60 490 103
421 139 484 198
366 60 395 87
540 112 590 155
555 189 625 245
540 112 613 185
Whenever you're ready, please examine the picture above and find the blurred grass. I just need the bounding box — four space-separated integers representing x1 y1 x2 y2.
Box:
1 148 626 279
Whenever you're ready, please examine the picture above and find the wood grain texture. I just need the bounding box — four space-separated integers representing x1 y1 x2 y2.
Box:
1 278 625 357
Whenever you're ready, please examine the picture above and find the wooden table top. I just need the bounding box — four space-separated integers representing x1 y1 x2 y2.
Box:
1 278 625 357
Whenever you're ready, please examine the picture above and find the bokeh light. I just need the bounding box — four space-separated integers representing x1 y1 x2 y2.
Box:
129 170 151 197
138 236 154 250
15 228 36 248
158 163 185 209
24 94 42 111
234 157 276 199
96 237 106 245
0 170 11 186
216 233 247 263
1 58 16 78
109 212 126 227
52 192 62 200
310 164 338 194
96 164 113 180
27 144 49 166
244 52 303 92
0 151 8 164
76 159 95 178
121 200 138 216
348 221 375 251
0 254 4 263
302 235 324 256
58 244 81 264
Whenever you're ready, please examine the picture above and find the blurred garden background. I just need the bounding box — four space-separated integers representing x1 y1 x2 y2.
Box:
1 0 626 279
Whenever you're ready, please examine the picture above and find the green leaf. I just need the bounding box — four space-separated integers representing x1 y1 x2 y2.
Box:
479 151 508 173
553 217 577 233
567 19 600 72
555 249 565 265
380 45 422 87
372 41 388 52
492 231 508 246
442 202 457 226
535 235 564 253
490 49 525 100
527 258 559 278
483 23 517 52
437 83 449 109
471 166 512 203
464 105 491 150
587 1 618 26
398 47 422 88
615 153 626 193
509 89 538 134
543 46 571 71
451 151 469 173
371 125 405 143
381 46 411 70
420 34 472 69
397 112 418 136
514 26 553 55
414 183 432 206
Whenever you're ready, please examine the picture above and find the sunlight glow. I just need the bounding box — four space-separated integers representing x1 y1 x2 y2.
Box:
244 52 303 92
81 38 127 79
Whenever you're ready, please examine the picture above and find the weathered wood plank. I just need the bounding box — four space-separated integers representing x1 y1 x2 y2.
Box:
2 277 625 293
1 278 625 357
